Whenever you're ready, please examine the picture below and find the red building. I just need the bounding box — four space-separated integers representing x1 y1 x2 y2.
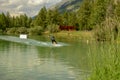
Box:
59 25 76 31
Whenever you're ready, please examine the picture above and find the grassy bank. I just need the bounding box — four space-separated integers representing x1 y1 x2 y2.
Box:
50 31 94 41
88 43 120 80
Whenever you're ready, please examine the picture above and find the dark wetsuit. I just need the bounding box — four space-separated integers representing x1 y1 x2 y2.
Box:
50 36 57 44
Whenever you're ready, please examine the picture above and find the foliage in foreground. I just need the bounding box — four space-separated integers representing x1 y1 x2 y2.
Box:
88 43 120 80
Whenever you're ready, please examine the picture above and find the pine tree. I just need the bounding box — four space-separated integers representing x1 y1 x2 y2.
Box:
34 7 47 29
77 0 92 30
88 0 108 28
61 12 69 26
6 12 11 28
0 13 7 31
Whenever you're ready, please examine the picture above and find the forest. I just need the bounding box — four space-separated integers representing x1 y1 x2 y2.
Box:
0 0 120 41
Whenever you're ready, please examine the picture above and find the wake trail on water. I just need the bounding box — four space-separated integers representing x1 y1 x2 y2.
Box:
0 35 68 47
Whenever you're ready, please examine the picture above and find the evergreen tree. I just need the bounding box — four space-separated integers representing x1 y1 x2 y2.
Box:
46 10 53 25
51 8 61 25
88 0 108 28
10 16 16 28
34 7 47 29
61 12 69 26
27 17 32 28
0 14 2 30
19 14 29 27
46 9 61 25
77 0 92 30
6 12 11 28
0 13 7 31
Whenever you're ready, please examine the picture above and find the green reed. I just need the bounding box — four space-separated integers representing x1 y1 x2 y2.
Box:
88 42 120 80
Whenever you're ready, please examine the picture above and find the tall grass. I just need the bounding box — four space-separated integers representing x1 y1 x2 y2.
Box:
94 17 119 41
88 42 120 80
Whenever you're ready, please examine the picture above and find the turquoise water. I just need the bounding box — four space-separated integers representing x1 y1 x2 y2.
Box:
0 35 91 80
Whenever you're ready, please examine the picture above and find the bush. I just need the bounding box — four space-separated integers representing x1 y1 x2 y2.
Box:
28 26 43 35
6 27 17 35
16 27 28 34
47 24 60 33
6 27 28 35
0 29 3 34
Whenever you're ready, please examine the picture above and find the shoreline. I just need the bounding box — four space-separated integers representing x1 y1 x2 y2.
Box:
49 31 94 41
1 31 95 41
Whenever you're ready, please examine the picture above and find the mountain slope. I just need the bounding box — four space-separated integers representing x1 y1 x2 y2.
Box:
51 0 83 12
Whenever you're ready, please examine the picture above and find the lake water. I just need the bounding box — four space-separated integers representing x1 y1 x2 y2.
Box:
0 35 92 80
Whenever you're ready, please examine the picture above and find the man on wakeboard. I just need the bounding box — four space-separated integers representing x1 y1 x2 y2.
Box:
49 35 57 44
